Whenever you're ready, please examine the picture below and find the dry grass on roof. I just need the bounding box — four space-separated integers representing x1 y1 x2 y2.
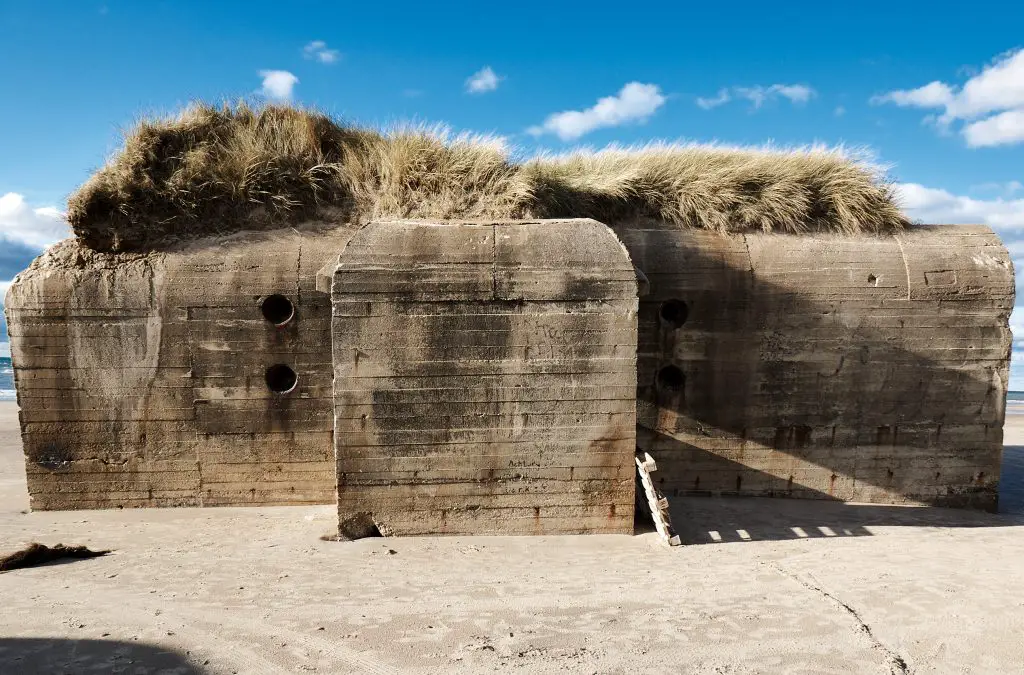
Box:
67 102 908 251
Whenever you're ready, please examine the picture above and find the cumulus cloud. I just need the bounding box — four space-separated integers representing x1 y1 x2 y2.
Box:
1 280 9 354
871 48 1024 147
696 84 815 110
302 40 340 64
1 280 11 355
963 109 1024 147
738 84 814 108
972 180 1024 197
528 82 666 141
872 81 955 108
259 70 298 101
696 89 731 110
0 193 69 249
1 193 67 352
896 183 1024 230
465 66 501 94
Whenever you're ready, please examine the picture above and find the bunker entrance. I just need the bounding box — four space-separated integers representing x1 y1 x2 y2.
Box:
329 219 639 537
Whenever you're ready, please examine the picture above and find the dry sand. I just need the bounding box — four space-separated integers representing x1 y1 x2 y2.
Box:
1 400 1024 674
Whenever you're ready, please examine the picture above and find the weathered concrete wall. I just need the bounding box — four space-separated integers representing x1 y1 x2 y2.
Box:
6 229 352 509
6 218 1013 514
331 219 638 536
615 224 1013 509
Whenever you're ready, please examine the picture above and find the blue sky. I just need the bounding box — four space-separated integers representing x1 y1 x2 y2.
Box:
1 1 1023 381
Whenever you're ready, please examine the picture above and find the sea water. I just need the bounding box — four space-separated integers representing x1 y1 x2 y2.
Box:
1007 390 1024 415
0 357 14 401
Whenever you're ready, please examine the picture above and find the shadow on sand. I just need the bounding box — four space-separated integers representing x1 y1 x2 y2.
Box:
1000 445 1024 516
639 445 1024 545
0 638 204 674
668 493 1024 546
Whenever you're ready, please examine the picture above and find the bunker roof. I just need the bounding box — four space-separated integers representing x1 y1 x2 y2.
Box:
68 102 909 252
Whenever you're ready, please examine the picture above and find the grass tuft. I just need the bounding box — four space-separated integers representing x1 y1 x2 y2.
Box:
67 102 908 251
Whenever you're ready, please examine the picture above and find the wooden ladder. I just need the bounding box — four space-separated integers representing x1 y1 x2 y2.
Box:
636 452 681 546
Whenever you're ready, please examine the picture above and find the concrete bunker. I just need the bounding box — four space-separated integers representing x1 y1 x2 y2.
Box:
4 221 1013 519
0 103 1014 527
330 219 639 536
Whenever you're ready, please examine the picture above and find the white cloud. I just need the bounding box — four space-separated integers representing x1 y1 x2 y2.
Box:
302 40 340 64
741 84 814 107
896 183 1024 230
465 66 501 94
696 83 815 110
1006 240 1024 258
774 85 815 104
948 49 1024 119
528 82 666 141
972 180 1024 196
963 109 1024 148
834 105 846 117
1 279 10 359
259 70 298 101
871 48 1024 147
871 81 954 108
696 89 731 110
0 194 65 363
0 193 69 249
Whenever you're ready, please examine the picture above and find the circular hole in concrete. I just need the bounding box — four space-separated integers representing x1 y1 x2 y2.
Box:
261 294 295 326
867 274 878 286
659 299 689 328
265 364 298 394
656 365 685 391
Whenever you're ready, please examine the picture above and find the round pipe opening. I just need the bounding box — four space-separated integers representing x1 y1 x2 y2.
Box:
265 364 298 394
261 294 295 326
656 364 685 392
659 299 689 328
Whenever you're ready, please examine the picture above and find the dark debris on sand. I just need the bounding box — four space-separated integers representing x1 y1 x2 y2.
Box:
0 543 111 572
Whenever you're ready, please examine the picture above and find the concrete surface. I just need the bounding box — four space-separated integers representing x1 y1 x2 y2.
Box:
6 229 353 510
331 220 638 536
619 223 1013 509
7 222 1013 514
3 401 1024 674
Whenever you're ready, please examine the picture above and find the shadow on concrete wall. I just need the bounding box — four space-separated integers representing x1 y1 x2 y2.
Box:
0 638 204 674
626 229 1010 510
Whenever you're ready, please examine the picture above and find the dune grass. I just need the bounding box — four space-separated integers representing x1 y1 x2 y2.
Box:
68 102 908 251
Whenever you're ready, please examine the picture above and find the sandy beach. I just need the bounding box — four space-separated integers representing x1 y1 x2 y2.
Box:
2 399 1024 673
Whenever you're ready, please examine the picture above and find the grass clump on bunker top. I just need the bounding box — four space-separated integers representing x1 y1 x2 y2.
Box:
67 102 908 251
